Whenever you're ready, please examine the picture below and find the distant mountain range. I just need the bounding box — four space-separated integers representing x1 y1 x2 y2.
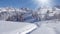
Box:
0 7 60 22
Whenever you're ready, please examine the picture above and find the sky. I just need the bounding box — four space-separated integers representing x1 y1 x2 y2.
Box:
0 0 60 9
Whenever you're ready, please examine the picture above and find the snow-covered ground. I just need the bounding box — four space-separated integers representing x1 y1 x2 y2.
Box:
0 7 60 34
0 21 37 34
1 19 60 34
30 20 60 34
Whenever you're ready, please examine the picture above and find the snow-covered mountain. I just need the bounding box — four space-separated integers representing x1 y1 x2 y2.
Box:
0 7 60 22
0 7 60 34
37 6 60 21
0 7 39 23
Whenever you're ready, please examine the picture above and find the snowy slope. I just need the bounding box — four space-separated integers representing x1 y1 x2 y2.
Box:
0 8 39 22
0 7 60 22
0 21 37 34
31 20 60 34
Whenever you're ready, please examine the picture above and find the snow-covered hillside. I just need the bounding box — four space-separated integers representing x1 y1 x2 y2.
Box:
0 21 37 34
37 6 60 21
0 7 40 22
0 7 60 22
30 20 60 34
0 7 60 34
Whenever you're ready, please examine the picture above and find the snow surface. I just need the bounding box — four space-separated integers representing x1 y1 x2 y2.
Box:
31 20 60 34
0 7 60 34
0 21 37 34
